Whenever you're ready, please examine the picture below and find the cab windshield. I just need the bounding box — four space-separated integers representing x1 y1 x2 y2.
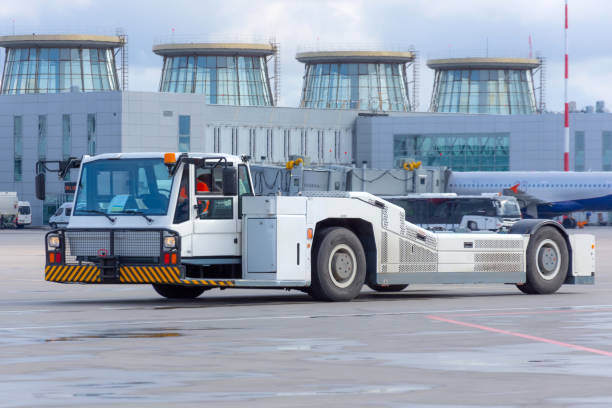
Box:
496 199 521 218
74 158 173 216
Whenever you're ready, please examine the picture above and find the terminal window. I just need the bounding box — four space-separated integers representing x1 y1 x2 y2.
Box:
602 131 612 171
575 131 585 171
394 133 510 171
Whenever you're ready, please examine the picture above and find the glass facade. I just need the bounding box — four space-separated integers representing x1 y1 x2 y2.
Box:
62 114 71 180
575 131 585 171
159 55 272 106
178 115 190 152
1 47 118 94
13 116 22 181
603 131 612 171
431 69 536 114
394 133 510 171
300 62 410 111
38 115 47 161
87 114 96 155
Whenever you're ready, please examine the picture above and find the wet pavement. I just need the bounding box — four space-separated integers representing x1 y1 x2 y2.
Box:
1 227 612 407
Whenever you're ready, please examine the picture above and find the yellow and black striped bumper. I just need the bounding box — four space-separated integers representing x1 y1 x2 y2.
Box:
45 265 101 283
45 264 234 287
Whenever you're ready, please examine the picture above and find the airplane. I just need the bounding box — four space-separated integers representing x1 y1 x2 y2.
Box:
447 171 612 218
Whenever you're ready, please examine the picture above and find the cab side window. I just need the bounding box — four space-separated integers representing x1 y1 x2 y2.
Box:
194 168 223 195
194 167 232 220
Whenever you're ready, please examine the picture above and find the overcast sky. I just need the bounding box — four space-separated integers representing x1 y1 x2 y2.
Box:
1 0 610 111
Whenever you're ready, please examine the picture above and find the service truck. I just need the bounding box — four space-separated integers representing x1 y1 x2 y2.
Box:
35 153 595 301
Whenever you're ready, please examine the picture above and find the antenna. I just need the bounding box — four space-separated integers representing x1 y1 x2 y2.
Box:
528 34 533 59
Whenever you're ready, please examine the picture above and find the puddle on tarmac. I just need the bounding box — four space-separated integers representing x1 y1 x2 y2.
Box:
45 331 181 342
42 325 245 343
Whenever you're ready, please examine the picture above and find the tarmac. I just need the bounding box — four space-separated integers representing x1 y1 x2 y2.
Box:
1 227 611 407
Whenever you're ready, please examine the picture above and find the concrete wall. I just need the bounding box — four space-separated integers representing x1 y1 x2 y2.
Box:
121 92 356 165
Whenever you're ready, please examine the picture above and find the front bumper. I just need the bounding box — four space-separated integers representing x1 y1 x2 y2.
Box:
44 228 235 287
44 264 235 287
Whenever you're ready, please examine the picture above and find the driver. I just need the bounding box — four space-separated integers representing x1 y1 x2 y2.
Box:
196 173 211 216
196 174 211 193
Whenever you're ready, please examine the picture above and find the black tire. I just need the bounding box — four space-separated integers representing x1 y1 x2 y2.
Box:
517 226 569 294
310 227 366 301
152 284 208 299
467 221 478 231
367 283 409 292
515 283 537 294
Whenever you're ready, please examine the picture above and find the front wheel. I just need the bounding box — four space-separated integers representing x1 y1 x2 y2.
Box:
516 226 569 294
310 227 366 301
153 284 208 299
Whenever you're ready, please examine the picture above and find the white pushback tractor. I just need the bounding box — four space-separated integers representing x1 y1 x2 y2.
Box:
35 152 595 301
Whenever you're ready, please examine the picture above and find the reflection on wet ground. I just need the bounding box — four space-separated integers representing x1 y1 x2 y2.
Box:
46 331 181 342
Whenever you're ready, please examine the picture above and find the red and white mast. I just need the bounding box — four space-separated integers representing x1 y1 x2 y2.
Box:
564 0 570 171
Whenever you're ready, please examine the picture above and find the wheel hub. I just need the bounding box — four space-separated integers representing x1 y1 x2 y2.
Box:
540 247 558 272
327 244 357 289
536 239 561 280
332 252 353 281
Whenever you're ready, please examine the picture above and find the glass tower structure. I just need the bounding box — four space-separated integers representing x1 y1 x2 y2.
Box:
427 58 540 114
154 43 275 106
296 51 414 112
0 35 122 94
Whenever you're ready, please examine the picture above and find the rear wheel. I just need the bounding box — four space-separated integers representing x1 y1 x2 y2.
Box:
367 283 409 292
516 226 569 294
310 227 366 301
153 284 208 299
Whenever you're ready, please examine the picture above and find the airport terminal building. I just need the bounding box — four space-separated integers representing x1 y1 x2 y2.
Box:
0 34 611 225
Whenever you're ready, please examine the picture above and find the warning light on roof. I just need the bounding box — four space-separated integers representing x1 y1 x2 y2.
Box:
164 153 176 164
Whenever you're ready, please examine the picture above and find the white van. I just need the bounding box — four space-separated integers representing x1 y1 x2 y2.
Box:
49 202 73 229
16 201 31 228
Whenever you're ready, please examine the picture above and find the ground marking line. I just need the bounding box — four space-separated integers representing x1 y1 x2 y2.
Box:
441 308 612 318
427 315 612 357
2 304 612 332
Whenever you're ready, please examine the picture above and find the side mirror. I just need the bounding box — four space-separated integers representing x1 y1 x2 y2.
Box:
222 167 237 196
35 173 46 201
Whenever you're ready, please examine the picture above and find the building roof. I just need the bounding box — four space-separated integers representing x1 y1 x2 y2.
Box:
295 50 415 64
426 57 541 70
0 34 124 48
153 42 275 56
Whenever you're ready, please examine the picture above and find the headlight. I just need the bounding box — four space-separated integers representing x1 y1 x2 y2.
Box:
163 236 176 249
48 235 61 248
